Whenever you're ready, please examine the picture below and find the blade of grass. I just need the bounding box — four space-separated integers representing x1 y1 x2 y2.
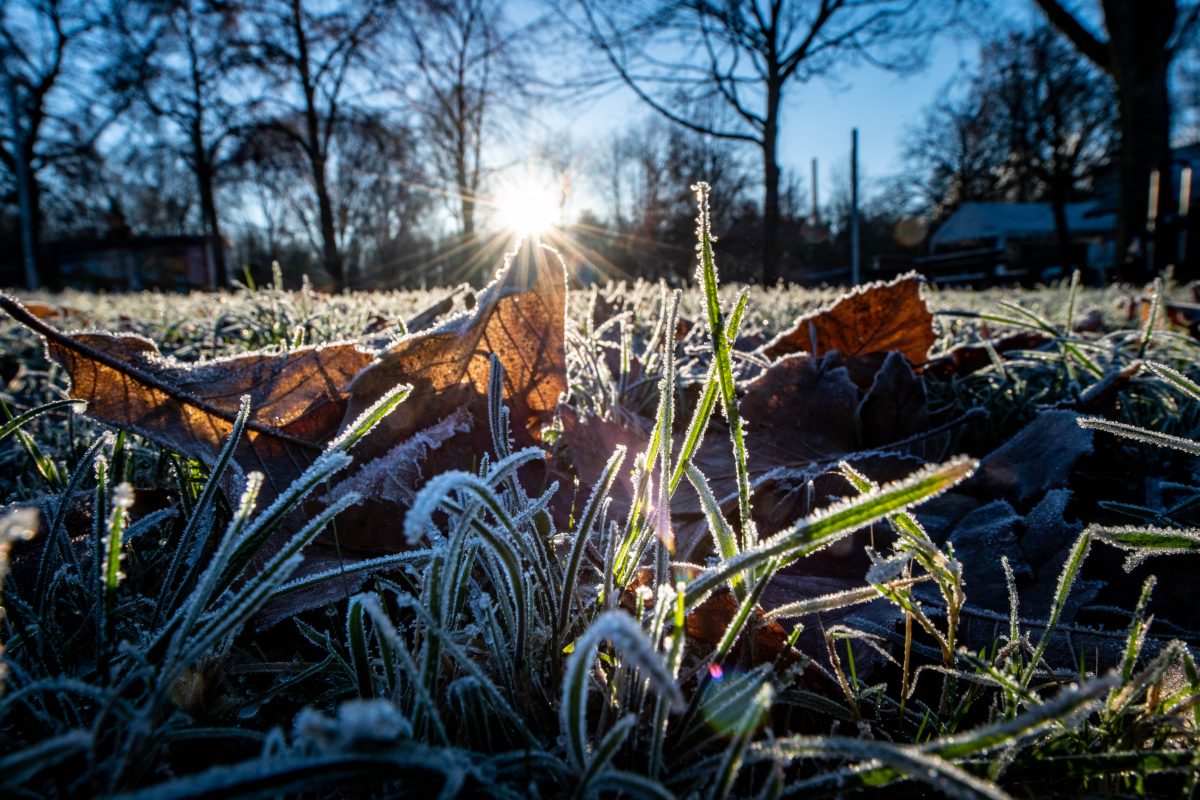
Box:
683 458 977 612
692 182 755 552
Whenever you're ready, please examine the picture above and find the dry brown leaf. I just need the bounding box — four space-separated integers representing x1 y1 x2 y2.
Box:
2 246 566 563
738 353 859 465
1072 308 1105 334
857 351 936 451
342 248 566 457
760 273 935 369
562 352 940 559
558 408 650 513
621 566 802 668
329 407 472 507
1136 294 1200 336
0 294 371 504
406 285 475 334
20 300 84 321
330 249 567 551
919 331 1051 380
683 353 861 537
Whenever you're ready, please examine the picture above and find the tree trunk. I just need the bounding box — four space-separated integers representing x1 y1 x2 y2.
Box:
460 188 475 238
6 79 40 290
187 23 227 289
197 168 227 287
192 133 227 287
1113 65 1174 282
761 83 781 286
291 0 344 290
312 161 343 289
1104 0 1176 283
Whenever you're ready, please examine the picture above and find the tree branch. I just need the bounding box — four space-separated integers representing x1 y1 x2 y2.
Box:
579 1 761 144
1030 0 1113 73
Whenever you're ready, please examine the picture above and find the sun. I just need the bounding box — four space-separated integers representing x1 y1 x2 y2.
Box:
494 178 562 236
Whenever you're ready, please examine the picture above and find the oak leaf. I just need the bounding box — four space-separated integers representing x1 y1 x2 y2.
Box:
332 250 567 550
759 273 935 375
857 351 938 453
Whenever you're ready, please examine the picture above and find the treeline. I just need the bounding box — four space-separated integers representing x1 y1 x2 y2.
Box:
1 1 1198 290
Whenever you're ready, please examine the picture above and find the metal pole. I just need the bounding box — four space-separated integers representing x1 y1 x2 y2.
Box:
850 128 860 285
811 157 819 222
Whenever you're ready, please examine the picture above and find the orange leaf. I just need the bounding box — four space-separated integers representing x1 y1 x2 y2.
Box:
342 247 566 456
330 247 568 550
0 294 370 504
760 273 935 369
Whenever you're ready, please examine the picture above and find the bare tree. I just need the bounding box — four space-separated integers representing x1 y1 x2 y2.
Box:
393 0 538 245
988 29 1115 266
233 107 428 288
905 28 1115 265
0 0 117 288
116 0 249 286
1031 0 1200 279
903 89 1001 221
331 113 431 286
239 0 393 290
586 114 756 278
105 128 200 236
563 0 941 284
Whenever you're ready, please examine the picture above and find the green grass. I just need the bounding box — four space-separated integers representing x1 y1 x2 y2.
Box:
2 222 1200 797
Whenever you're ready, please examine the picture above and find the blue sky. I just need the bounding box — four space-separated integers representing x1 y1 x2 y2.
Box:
770 37 980 190
516 12 990 219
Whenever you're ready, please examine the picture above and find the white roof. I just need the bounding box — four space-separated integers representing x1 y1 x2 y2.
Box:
932 201 1116 248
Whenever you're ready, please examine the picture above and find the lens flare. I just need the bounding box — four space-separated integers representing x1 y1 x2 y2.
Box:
495 179 561 236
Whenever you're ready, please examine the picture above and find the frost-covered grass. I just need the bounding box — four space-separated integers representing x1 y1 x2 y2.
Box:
2 238 1200 798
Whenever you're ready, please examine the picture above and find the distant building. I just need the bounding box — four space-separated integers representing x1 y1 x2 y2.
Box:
49 235 223 291
921 200 1117 285
908 142 1200 286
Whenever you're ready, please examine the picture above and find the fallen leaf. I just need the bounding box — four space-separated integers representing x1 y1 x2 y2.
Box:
946 499 1030 610
621 566 803 668
856 352 936 451
1072 309 1105 334
919 331 1051 380
588 286 624 331
760 273 935 370
328 407 473 509
0 293 371 505
562 351 944 559
972 409 1094 508
20 300 84 322
405 285 474 334
682 353 940 550
738 353 859 465
343 248 566 457
1065 362 1142 415
733 454 927 552
685 589 797 664
1016 490 1102 628
1119 289 1200 334
1 246 566 563
331 248 567 551
559 407 651 520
